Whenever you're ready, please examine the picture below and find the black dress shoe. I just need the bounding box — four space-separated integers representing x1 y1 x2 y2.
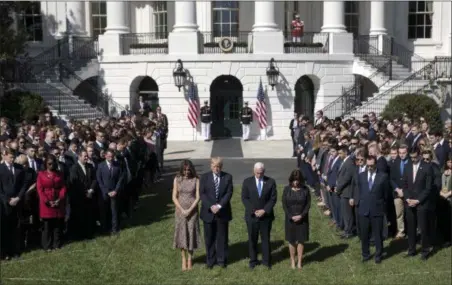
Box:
340 234 353 240
249 263 257 270
362 256 371 263
218 264 227 269
375 258 382 264
206 265 214 269
404 252 416 258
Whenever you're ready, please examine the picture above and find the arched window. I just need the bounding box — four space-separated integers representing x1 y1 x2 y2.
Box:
212 1 239 37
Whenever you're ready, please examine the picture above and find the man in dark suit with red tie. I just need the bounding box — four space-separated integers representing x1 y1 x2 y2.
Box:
199 157 233 269
352 155 390 264
0 149 27 260
402 148 434 260
241 162 277 269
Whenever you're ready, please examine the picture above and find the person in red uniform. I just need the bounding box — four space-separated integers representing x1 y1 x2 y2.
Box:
37 154 67 251
291 14 304 43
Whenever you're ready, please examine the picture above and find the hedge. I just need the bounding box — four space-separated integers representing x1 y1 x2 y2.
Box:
0 90 45 122
381 93 443 132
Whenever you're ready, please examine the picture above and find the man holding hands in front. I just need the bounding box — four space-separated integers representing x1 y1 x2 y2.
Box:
241 162 277 269
200 157 233 269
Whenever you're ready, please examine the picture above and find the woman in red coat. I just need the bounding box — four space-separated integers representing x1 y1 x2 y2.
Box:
37 154 67 251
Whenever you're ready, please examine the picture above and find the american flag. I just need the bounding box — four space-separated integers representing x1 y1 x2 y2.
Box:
187 82 199 128
255 78 267 129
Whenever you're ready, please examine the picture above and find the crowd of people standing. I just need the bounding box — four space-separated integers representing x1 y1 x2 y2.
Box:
0 105 169 260
291 110 452 262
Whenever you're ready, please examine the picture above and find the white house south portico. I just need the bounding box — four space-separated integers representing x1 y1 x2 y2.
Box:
12 1 451 141
97 1 356 141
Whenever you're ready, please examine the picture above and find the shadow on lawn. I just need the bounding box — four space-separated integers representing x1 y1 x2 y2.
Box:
125 160 206 228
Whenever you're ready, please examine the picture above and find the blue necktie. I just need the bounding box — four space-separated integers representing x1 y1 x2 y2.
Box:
400 161 404 176
368 175 373 191
257 180 262 197
214 175 220 199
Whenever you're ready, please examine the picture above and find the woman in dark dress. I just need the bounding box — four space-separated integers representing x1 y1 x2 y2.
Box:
282 169 311 270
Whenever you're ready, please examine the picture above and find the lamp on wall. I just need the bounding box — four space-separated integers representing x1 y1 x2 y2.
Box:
173 59 187 92
266 58 280 90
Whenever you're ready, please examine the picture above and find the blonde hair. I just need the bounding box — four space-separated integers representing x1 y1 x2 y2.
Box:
211 157 223 167
15 154 28 166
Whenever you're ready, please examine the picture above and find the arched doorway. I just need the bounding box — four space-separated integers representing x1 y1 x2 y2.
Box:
294 76 315 120
135 76 159 112
210 75 243 138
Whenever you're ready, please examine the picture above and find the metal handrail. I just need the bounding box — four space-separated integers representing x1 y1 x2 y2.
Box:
322 59 392 118
381 35 427 71
348 57 451 116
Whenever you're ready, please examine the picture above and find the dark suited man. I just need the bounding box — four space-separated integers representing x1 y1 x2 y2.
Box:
68 150 97 239
335 145 357 239
241 162 277 269
96 149 124 235
199 157 233 269
352 155 390 264
402 149 434 260
64 142 78 170
0 150 27 260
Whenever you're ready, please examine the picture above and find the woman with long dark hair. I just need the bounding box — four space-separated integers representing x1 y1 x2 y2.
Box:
282 169 311 270
36 154 67 251
172 159 201 271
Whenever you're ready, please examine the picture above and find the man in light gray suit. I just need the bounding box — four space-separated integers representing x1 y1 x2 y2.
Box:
335 145 357 239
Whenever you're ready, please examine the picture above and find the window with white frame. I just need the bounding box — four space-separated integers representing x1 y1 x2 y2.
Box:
344 1 359 38
152 1 168 39
91 1 107 39
17 2 43 42
408 1 433 39
212 1 239 37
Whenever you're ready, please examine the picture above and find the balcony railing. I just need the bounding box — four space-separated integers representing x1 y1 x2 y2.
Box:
283 31 329 54
121 33 169 55
200 31 252 54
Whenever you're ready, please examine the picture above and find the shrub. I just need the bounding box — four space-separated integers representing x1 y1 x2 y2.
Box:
0 90 45 122
381 93 443 132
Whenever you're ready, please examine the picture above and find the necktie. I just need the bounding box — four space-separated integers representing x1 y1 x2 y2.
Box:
214 175 219 199
258 180 262 197
400 161 405 176
8 164 13 174
413 164 418 182
368 174 374 191
327 157 334 171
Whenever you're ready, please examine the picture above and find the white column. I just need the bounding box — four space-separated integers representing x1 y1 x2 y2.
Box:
169 1 199 54
321 1 346 33
369 2 387 35
98 2 129 56
173 1 198 32
66 2 87 35
104 1 129 34
252 1 283 54
252 1 278 31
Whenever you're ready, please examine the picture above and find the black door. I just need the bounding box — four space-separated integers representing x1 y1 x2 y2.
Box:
294 76 315 120
211 91 242 138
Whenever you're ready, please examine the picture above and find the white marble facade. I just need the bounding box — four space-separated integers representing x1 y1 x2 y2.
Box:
19 1 452 141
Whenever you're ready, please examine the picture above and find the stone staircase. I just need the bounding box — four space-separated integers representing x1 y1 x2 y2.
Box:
14 37 108 121
323 35 437 119
344 57 449 119
18 82 104 120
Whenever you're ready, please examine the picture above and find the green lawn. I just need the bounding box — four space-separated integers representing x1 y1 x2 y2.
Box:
2 184 451 285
